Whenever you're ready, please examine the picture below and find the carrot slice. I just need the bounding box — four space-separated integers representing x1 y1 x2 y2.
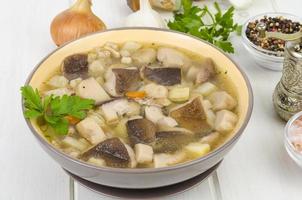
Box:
125 91 146 99
65 116 80 125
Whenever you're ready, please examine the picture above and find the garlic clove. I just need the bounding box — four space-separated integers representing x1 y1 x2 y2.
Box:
50 0 106 46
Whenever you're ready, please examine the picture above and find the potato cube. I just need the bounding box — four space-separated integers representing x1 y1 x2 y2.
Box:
194 82 218 96
153 151 186 168
184 143 211 159
168 87 190 102
145 83 168 99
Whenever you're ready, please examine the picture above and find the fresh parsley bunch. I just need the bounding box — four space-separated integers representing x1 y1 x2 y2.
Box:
21 86 95 135
168 0 242 53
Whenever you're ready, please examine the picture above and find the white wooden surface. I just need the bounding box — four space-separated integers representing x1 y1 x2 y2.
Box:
0 0 301 200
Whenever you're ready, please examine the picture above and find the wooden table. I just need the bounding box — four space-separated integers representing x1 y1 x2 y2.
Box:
1 0 301 199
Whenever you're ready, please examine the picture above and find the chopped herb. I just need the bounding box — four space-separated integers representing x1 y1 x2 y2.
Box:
21 86 95 135
168 0 241 53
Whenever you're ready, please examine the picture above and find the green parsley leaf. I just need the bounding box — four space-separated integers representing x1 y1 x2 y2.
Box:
168 0 241 53
21 86 43 112
21 86 95 135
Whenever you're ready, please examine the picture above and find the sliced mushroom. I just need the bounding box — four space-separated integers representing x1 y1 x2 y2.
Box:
101 99 131 125
134 143 154 164
208 91 237 111
144 106 165 124
76 77 111 105
143 67 181 86
126 118 156 146
104 67 140 96
124 144 137 168
76 117 107 144
186 58 216 84
157 47 190 70
132 48 157 65
200 132 220 146
196 58 216 84
62 54 89 80
82 138 130 168
153 130 195 153
214 110 238 133
170 97 212 133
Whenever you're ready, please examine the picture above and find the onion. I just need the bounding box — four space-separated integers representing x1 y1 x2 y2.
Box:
50 0 106 46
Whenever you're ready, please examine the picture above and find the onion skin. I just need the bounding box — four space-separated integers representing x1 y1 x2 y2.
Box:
50 0 106 46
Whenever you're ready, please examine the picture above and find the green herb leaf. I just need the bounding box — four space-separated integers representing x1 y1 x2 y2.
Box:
21 86 95 135
21 86 43 112
214 40 234 53
50 118 69 136
168 0 241 53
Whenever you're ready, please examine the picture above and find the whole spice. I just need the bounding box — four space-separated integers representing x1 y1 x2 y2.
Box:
246 16 302 53
50 0 106 46
125 0 166 28
168 0 241 53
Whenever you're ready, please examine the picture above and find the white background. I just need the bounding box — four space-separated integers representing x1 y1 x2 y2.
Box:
0 0 301 199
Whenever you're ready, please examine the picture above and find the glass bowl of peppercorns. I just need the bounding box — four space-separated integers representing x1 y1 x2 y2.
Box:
242 13 302 71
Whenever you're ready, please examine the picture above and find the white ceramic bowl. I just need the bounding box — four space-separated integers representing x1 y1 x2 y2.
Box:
241 12 302 71
23 28 253 189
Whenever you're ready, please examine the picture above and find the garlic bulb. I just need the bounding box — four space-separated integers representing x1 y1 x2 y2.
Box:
125 0 166 28
228 0 253 10
50 0 106 46
127 0 181 11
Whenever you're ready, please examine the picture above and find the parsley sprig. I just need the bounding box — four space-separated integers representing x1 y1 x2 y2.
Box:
168 0 242 53
21 86 95 135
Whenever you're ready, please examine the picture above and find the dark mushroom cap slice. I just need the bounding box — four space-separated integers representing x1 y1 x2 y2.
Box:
112 68 141 95
82 138 130 168
143 67 181 86
62 54 88 80
153 130 195 153
126 118 156 146
170 97 212 133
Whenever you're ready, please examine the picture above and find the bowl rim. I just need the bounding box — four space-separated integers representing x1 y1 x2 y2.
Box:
22 27 254 174
241 12 302 59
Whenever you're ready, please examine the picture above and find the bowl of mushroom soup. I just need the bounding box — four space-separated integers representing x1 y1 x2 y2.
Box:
22 28 253 189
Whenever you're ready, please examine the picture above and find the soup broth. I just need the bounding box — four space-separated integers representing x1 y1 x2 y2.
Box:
35 41 238 168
